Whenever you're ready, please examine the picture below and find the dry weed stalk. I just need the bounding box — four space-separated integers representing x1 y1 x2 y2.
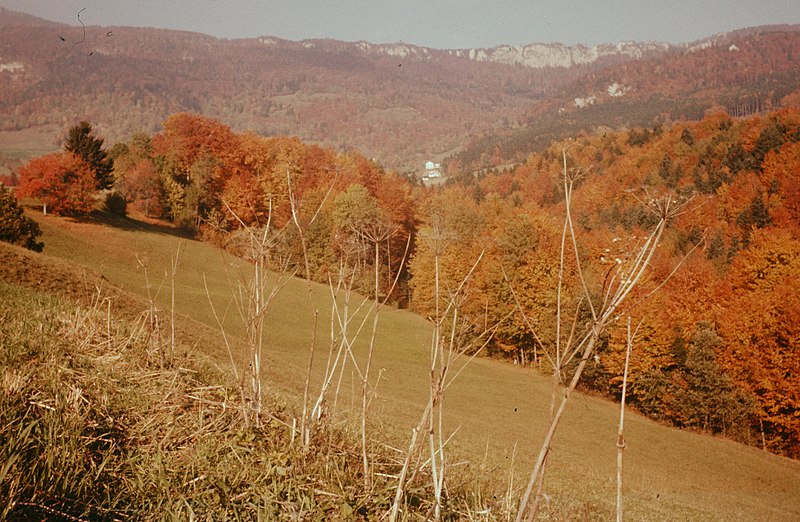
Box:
514 147 695 522
389 221 495 521
308 218 408 488
214 197 296 428
285 168 339 447
315 252 368 424
135 253 169 367
169 240 182 359
204 166 337 431
357 220 402 487
616 316 640 522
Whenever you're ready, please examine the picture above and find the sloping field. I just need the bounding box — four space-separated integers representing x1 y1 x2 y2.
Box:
8 208 800 520
0 125 61 160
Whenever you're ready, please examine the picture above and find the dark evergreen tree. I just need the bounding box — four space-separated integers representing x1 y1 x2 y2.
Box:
657 153 682 188
722 142 753 175
0 184 43 252
737 194 772 232
752 122 786 169
680 127 695 146
626 128 651 147
64 121 114 190
706 232 726 260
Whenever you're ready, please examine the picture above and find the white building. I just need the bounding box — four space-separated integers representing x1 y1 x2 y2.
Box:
424 161 442 178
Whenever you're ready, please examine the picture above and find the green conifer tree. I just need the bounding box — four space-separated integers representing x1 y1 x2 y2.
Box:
0 184 43 252
64 121 114 190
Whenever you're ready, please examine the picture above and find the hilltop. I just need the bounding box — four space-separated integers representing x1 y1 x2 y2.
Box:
0 8 574 172
451 27 800 171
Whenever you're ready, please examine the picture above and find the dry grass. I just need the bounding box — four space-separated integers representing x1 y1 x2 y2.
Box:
0 278 501 520
7 208 800 520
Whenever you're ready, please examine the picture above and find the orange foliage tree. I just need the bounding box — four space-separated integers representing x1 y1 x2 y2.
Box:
762 141 800 233
408 187 485 317
152 113 237 228
132 113 418 299
112 133 163 217
716 229 800 456
437 109 800 454
17 152 98 215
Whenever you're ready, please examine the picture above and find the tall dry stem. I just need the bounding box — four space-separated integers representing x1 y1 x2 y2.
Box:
287 168 338 446
358 223 403 487
389 239 491 521
169 240 182 360
515 147 691 521
617 316 640 522
136 254 167 366
217 197 295 427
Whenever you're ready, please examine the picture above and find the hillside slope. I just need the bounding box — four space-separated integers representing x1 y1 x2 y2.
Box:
3 209 797 520
0 8 575 172
451 27 800 170
0 268 438 519
3 8 798 175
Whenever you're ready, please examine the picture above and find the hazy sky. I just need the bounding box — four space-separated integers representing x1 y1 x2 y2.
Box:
1 0 799 48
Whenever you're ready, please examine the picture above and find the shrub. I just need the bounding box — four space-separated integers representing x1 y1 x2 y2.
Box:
104 191 127 216
0 184 43 252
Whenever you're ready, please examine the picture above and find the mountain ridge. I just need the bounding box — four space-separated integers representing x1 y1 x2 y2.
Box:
2 6 799 172
7 7 798 70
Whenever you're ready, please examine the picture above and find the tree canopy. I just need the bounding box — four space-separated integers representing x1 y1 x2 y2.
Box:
17 152 98 216
64 121 114 190
15 108 800 456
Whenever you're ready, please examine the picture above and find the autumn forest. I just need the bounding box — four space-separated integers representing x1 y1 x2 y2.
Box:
8 106 799 459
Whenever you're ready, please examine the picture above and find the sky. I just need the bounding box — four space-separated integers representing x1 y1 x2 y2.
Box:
1 0 799 49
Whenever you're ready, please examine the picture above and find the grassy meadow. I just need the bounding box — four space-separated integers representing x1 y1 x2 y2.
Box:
5 207 800 520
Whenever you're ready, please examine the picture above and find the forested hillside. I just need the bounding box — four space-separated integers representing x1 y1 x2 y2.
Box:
2 8 799 175
450 28 800 172
0 7 583 172
435 108 800 456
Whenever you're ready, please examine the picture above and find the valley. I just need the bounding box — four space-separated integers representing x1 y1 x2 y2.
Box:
2 4 800 520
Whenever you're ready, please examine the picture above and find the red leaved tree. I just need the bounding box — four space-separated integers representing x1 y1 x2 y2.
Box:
17 152 98 215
